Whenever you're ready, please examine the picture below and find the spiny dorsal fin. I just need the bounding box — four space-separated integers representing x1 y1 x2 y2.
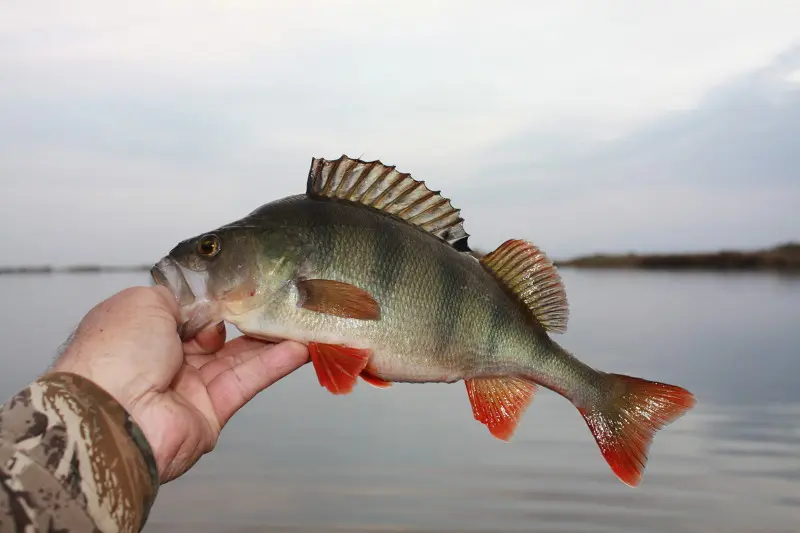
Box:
307 155 470 251
480 239 569 333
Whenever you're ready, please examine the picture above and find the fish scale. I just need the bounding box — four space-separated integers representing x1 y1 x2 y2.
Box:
152 154 696 487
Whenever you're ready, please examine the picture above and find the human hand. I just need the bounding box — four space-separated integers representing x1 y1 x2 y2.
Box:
50 286 309 482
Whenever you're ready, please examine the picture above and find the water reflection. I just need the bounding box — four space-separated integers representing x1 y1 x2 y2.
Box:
1 270 798 532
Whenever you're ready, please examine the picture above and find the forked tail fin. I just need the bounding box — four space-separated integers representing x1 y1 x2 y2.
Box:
579 374 695 487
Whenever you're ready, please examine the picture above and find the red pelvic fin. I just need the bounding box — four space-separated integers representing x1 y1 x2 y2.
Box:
360 369 392 388
308 342 371 395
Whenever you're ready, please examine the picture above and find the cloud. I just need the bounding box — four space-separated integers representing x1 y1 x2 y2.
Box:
1 1 799 264
449 47 800 258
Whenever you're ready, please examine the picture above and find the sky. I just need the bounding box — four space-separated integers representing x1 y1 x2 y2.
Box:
1 0 799 265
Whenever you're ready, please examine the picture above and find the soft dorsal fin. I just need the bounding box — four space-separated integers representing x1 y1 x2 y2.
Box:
480 239 569 333
307 155 470 251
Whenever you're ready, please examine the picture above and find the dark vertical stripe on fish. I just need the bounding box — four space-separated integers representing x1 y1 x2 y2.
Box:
484 295 506 362
309 201 336 271
370 222 406 301
434 253 468 358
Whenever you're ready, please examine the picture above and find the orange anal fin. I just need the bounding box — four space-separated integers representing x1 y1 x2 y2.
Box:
465 376 536 441
360 369 392 388
579 374 696 487
297 279 381 320
308 342 371 395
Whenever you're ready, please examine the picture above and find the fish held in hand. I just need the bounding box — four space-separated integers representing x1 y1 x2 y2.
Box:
151 155 696 487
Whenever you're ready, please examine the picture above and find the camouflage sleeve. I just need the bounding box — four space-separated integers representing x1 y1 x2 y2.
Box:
0 372 159 533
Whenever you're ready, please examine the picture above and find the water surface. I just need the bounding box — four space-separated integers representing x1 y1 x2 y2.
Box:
1 270 798 533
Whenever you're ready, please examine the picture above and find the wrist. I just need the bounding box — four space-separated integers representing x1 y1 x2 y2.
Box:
3 372 160 532
44 372 160 484
49 353 150 418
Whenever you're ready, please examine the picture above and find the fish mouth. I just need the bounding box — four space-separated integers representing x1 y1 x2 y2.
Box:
150 257 221 341
151 257 196 307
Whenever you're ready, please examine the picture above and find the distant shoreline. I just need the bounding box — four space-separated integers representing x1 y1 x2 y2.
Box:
0 265 152 275
2 242 798 275
554 242 800 271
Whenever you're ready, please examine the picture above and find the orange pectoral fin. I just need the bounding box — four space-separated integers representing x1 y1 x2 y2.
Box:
308 342 372 395
297 279 381 320
465 376 537 441
360 369 392 388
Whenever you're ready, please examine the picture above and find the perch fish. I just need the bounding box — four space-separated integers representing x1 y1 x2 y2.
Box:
151 155 696 487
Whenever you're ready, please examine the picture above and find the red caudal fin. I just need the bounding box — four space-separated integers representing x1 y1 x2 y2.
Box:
465 376 537 441
579 374 696 487
308 342 371 395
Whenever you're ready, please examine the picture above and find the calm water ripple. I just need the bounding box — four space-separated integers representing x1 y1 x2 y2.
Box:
1 270 798 532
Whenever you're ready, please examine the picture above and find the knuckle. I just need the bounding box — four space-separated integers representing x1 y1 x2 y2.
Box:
106 286 156 310
120 286 157 302
116 286 176 313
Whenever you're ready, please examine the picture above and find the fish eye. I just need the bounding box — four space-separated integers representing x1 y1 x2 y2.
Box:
197 234 221 257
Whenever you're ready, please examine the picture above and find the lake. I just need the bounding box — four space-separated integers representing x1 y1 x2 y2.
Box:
1 269 798 533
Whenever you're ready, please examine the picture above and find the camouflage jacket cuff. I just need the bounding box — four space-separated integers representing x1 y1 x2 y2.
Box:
0 372 159 533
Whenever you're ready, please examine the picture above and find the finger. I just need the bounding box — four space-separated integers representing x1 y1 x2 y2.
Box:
195 335 281 382
186 335 273 371
185 353 218 370
206 340 309 427
183 322 226 355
